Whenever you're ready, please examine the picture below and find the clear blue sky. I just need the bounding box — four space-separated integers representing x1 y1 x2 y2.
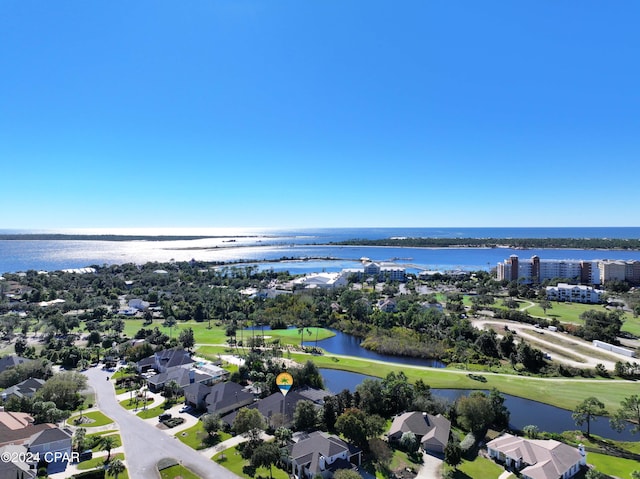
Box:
2 1 639 229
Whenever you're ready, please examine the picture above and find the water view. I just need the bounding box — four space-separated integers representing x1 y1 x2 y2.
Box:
319 369 638 441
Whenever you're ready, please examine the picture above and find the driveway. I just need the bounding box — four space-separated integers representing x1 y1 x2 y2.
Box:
83 366 241 479
415 452 443 479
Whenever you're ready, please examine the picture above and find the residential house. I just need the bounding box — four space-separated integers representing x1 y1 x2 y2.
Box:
0 412 55 447
135 348 194 373
1 378 46 402
222 390 318 429
28 427 73 470
287 431 362 479
388 411 451 454
0 445 36 478
486 433 586 479
0 355 32 375
146 367 214 393
183 380 254 413
376 298 397 313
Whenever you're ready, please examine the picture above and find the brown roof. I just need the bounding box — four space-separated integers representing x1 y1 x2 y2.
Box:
0 412 55 447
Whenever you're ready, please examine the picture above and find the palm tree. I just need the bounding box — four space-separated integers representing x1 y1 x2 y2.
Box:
107 458 125 479
100 435 117 462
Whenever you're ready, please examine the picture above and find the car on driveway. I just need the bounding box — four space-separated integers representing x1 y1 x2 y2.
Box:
179 405 191 413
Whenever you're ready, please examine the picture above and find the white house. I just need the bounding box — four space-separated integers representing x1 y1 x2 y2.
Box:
487 433 586 479
291 272 348 289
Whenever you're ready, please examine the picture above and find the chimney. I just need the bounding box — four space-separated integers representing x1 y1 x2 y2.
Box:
189 369 195 384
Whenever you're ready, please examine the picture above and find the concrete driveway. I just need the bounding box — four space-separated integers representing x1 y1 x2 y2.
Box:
83 366 241 479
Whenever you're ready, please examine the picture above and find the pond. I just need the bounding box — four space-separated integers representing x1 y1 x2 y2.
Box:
319 369 638 441
303 328 446 369
247 325 446 368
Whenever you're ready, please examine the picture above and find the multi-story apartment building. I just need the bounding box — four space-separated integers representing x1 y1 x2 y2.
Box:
498 255 640 285
545 283 603 303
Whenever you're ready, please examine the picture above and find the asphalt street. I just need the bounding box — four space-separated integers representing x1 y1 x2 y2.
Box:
84 366 242 479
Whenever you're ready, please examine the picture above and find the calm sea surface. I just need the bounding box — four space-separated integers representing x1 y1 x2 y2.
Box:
2 227 640 274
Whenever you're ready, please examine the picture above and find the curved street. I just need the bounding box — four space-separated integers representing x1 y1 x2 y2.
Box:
83 366 241 479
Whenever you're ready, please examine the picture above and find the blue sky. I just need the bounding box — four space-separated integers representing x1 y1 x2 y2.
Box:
2 1 639 229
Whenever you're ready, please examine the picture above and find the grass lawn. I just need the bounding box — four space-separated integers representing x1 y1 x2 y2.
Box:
448 455 505 479
76 453 125 470
175 421 232 450
587 451 640 478
284 352 639 412
159 464 201 479
123 319 335 348
119 397 152 410
89 433 122 450
136 401 170 419
388 448 422 473
524 301 640 336
213 445 289 479
68 410 114 427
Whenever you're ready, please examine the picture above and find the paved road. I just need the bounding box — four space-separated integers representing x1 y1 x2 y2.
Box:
84 366 241 479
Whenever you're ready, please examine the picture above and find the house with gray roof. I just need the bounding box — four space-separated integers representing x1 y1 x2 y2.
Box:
0 354 32 374
146 367 214 393
487 433 586 479
1 377 46 401
28 427 73 474
388 411 451 453
203 381 255 415
287 431 361 479
222 390 317 429
135 348 194 373
0 445 36 478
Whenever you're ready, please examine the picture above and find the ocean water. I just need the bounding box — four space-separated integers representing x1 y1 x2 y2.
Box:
2 227 640 274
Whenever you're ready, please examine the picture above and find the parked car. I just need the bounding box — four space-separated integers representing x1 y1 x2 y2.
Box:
159 413 172 421
78 450 93 462
179 405 191 413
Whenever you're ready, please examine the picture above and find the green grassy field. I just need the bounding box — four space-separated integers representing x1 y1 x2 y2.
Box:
449 455 506 479
288 352 638 412
122 319 335 347
193 344 640 412
175 421 232 450
136 401 169 419
587 451 640 478
68 410 114 427
522 301 640 336
76 453 125 470
213 445 289 479
159 464 201 479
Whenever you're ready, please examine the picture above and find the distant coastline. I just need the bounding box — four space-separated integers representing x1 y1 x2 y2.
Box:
0 234 270 242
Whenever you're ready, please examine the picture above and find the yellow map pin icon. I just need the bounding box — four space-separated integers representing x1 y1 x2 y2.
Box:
276 372 293 397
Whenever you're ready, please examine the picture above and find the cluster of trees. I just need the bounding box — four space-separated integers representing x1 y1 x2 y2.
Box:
4 370 88 423
572 394 640 438
332 236 640 250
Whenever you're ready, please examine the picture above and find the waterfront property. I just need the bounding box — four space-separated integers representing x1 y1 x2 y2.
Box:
487 433 586 479
497 254 640 285
387 411 451 454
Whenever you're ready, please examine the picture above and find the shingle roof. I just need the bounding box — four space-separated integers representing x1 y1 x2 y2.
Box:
0 355 31 374
222 390 312 426
487 434 582 479
147 368 211 388
205 382 254 411
28 427 72 447
388 411 451 450
289 431 360 474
